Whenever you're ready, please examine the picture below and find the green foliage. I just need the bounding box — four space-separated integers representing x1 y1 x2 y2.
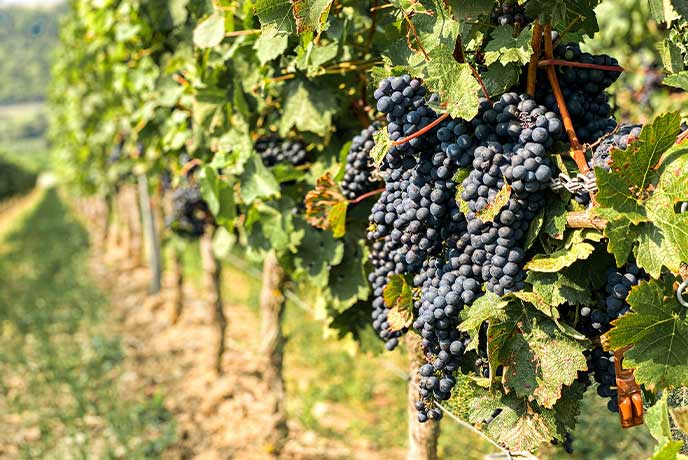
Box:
606 278 688 388
0 6 64 104
49 0 688 456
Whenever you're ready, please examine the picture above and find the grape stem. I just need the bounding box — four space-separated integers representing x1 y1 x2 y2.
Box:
538 59 624 73
526 20 541 97
391 113 450 146
471 66 492 102
349 188 384 204
181 158 202 177
542 23 590 175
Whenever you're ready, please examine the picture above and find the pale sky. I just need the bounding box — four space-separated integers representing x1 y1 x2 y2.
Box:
0 0 64 5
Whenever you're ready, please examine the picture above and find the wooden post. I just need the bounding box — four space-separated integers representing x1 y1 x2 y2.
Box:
126 185 143 262
200 227 227 374
138 174 162 294
259 251 288 457
170 246 184 324
405 333 440 460
103 194 113 251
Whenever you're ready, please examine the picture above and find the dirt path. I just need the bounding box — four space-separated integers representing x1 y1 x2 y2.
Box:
92 243 404 460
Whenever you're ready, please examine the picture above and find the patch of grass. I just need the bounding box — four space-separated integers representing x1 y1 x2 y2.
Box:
0 136 51 174
0 188 176 460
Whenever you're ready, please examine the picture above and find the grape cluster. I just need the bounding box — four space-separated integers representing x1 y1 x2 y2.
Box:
491 1 531 28
341 124 381 200
254 135 308 167
368 77 563 421
589 347 620 413
536 42 621 143
604 262 648 321
108 143 123 164
590 124 643 170
576 261 647 413
169 186 211 238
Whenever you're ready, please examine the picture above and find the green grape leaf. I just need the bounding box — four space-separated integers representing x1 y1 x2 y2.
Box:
199 165 236 229
444 0 494 19
420 48 481 120
304 171 352 239
459 291 509 345
523 207 545 251
542 198 567 239
193 12 225 48
293 224 344 288
605 279 688 389
494 301 587 408
483 63 523 98
648 0 679 23
254 0 296 34
658 39 686 74
295 41 339 73
524 240 595 272
170 0 190 26
254 27 289 64
280 81 337 137
484 25 533 67
475 184 511 223
553 381 587 433
647 394 686 460
328 240 370 311
468 393 559 452
672 0 688 18
327 201 348 238
596 112 682 223
212 226 235 259
245 201 304 253
382 274 414 331
664 71 688 91
291 0 333 33
371 129 392 166
601 210 635 266
634 222 684 278
239 154 280 203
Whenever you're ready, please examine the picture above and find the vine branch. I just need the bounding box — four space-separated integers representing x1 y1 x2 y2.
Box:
538 60 624 72
349 188 384 204
542 23 590 175
526 20 541 97
392 113 450 146
566 211 607 230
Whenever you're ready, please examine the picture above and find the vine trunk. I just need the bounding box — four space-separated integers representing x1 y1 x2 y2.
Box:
406 333 440 460
259 250 288 457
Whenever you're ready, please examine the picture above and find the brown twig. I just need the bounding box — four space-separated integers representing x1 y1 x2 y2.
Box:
543 23 590 175
225 29 261 37
526 20 541 97
552 16 581 48
392 113 450 146
404 14 429 60
370 3 393 11
538 59 624 73
677 129 688 144
349 187 385 204
566 211 607 230
470 65 491 102
182 159 202 177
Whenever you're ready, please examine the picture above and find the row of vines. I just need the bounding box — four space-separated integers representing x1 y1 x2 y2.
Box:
51 0 688 458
